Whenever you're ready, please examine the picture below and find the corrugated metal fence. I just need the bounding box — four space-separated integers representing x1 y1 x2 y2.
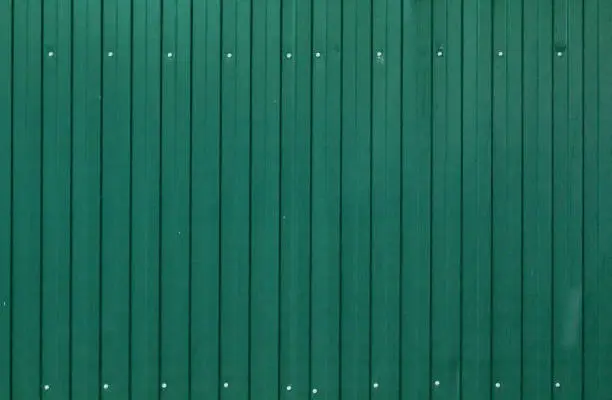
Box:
1 0 612 398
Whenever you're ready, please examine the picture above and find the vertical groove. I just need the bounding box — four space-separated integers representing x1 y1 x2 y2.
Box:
157 0 164 388
276 0 282 395
488 0 494 392
550 0 555 388
459 0 464 396
428 0 434 394
397 9 403 398
308 0 314 392
217 0 223 392
520 0 525 395
580 0 586 396
9 0 14 394
579 0 585 395
368 0 374 397
187 0 194 396
128 0 135 395
337 0 343 395
98 0 105 393
69 0 74 396
247 0 253 395
39 0 45 394
595 0 600 392
246 0 251 391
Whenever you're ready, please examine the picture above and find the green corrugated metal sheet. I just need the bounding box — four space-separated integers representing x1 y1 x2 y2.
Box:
1 0 612 399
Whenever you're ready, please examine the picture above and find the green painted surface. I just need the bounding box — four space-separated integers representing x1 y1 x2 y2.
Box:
1 1 612 399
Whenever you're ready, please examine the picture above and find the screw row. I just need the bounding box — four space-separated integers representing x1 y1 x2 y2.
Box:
40 380 563 392
45 49 568 59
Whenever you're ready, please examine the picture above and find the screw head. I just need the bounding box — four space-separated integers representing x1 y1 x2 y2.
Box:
226 53 233 58
555 382 561 388
376 51 383 57
167 52 173 58
103 384 109 390
498 51 504 56
495 382 501 388
161 382 167 389
286 53 293 59
436 51 443 57
373 382 379 389
315 52 321 58
107 51 114 57
312 388 318 394
557 51 563 57
43 385 50 391
48 51 54 57
286 385 292 391
434 380 440 387
223 382 229 388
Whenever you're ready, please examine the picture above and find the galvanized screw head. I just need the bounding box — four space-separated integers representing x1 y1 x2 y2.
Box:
557 51 563 57
103 383 110 390
436 50 443 57
376 51 383 57
167 52 173 58
495 382 501 388
434 380 440 387
555 382 561 388
223 382 229 388
43 385 50 391
373 382 379 389
161 382 167 389
48 51 54 57
286 385 292 391
498 51 504 56
315 52 321 58
108 51 114 57
286 53 293 59
226 53 233 59
312 388 318 394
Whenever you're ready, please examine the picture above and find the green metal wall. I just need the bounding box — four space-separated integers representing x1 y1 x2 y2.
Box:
1 0 611 399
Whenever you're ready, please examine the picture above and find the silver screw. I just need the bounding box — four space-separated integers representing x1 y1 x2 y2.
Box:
312 388 318 394
2 301 6 306
434 380 440 387
436 50 443 57
286 385 292 391
161 382 167 389
498 51 504 57
226 53 233 59
555 382 561 388
108 51 114 57
43 385 50 391
557 51 563 57
103 383 110 390
223 382 229 388
373 382 379 389
376 51 383 57
315 52 321 58
286 53 293 59
48 51 54 57
495 382 501 388
167 52 173 58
